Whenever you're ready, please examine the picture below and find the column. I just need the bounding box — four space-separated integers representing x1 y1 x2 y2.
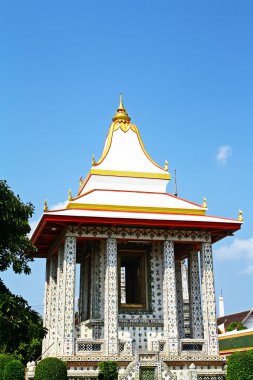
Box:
62 236 77 355
48 255 58 354
201 243 219 355
79 254 85 321
175 260 185 339
163 240 179 354
56 246 64 354
92 244 102 319
42 258 51 355
104 238 118 355
188 250 203 339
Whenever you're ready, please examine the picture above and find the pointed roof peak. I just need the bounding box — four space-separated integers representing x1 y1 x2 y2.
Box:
112 93 131 122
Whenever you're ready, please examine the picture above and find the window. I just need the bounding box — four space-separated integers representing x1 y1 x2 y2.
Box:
118 250 147 309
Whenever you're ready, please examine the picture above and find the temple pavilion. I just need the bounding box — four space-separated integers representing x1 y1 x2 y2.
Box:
29 97 242 380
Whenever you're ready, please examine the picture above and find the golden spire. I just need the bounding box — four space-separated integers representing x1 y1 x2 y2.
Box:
68 189 73 201
43 200 48 212
112 93 131 122
238 209 243 222
119 93 124 109
202 197 207 208
92 154 96 166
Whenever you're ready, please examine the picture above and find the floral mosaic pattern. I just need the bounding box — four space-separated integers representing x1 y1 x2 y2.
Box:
163 240 179 354
104 238 118 354
201 243 219 355
63 236 76 355
56 246 64 354
42 259 51 353
68 225 211 242
39 228 223 379
175 260 185 339
188 250 203 339
48 255 58 353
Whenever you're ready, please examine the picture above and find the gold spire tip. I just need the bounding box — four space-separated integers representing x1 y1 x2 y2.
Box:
44 199 48 212
119 93 124 110
68 189 73 201
112 93 131 122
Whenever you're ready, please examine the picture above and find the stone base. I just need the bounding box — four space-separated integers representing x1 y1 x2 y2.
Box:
27 354 227 380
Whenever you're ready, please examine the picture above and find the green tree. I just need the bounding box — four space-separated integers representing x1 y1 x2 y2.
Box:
34 357 67 380
0 279 46 363
98 361 118 380
0 180 36 274
227 350 253 380
0 180 45 363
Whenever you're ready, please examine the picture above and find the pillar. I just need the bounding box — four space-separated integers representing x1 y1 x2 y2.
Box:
48 255 58 354
163 240 179 354
62 236 77 355
56 246 64 354
201 242 219 355
104 238 118 355
42 258 51 355
188 250 203 339
175 260 185 339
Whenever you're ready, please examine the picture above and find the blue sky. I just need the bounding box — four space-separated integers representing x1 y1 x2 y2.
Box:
1 1 252 316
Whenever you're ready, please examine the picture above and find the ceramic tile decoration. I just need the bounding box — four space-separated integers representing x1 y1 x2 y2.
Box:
29 99 240 379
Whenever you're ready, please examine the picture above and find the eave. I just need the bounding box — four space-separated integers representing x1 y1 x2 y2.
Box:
31 213 241 258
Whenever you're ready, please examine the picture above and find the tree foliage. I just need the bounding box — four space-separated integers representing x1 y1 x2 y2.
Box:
0 355 14 380
0 180 36 274
227 321 248 332
98 361 118 380
34 357 67 380
3 359 24 380
227 350 253 380
0 279 46 363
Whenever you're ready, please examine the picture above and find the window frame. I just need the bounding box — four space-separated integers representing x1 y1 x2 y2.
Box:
118 249 148 310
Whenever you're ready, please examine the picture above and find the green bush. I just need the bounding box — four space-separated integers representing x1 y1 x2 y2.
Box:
227 350 253 380
3 359 24 380
34 357 67 380
0 355 14 380
98 361 118 380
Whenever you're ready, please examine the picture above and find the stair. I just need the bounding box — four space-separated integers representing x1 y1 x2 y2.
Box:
118 355 176 380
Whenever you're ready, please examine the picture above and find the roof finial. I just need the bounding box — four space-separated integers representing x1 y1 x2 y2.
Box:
174 169 178 197
119 93 124 109
112 93 131 122
68 189 73 201
202 197 207 208
43 199 48 212
238 209 243 222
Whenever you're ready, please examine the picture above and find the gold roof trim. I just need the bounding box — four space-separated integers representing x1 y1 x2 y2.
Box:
90 168 171 180
66 202 206 215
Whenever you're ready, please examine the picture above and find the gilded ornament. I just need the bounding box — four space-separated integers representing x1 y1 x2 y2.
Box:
79 176 83 186
238 209 243 222
43 199 48 212
202 197 207 208
164 160 168 171
92 154 96 166
112 93 131 122
68 189 73 201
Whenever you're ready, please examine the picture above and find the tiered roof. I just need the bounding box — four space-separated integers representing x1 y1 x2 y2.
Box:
32 97 242 256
